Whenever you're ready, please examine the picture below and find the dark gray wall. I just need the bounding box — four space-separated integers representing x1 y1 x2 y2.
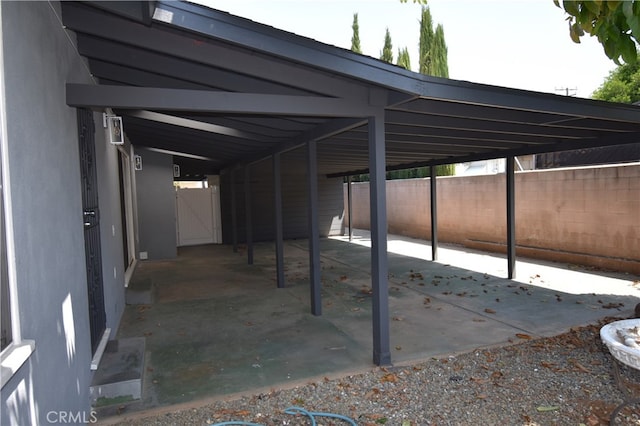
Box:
134 148 177 260
1 2 126 424
220 148 345 243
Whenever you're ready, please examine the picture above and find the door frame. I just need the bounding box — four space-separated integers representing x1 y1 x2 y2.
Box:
117 146 137 286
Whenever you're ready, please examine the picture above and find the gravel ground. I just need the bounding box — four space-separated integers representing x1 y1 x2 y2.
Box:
112 318 640 426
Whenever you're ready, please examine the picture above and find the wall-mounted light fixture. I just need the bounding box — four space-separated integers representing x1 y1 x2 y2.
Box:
103 113 124 145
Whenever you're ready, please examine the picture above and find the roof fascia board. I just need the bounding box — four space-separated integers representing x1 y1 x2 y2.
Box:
85 0 156 25
157 2 640 125
155 1 421 94
66 84 378 117
62 3 369 100
416 85 640 124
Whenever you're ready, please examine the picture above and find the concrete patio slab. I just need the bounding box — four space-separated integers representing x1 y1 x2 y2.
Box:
105 230 640 417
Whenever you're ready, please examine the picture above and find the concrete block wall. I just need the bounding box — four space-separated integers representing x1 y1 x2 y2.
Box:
346 163 640 274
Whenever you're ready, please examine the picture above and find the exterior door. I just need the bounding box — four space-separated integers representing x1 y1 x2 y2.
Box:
77 108 106 353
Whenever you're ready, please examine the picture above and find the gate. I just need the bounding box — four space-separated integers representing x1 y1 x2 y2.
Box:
77 108 106 353
176 187 222 246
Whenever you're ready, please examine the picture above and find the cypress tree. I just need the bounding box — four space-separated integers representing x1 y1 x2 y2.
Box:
432 24 449 78
380 28 393 63
418 6 434 74
397 47 411 70
351 13 362 54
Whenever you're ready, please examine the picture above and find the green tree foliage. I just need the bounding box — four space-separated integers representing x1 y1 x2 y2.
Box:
554 0 640 64
350 3 455 182
418 6 434 74
380 28 394 63
592 61 640 103
431 24 449 78
396 47 411 70
384 165 455 180
351 13 362 54
418 6 448 78
384 5 453 180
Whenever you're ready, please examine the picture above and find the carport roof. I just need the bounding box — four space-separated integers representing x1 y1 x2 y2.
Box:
63 0 640 177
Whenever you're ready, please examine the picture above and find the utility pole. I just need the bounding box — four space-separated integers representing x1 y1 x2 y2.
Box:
555 87 577 97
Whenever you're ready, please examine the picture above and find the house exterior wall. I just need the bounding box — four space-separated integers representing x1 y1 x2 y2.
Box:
134 147 177 260
94 119 127 332
347 163 640 274
1 2 126 424
220 150 345 243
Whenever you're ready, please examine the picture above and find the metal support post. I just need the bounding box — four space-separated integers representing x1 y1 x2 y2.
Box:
307 140 321 315
368 112 391 366
506 156 516 279
430 166 438 261
244 165 253 265
347 176 353 241
231 168 238 253
273 153 285 288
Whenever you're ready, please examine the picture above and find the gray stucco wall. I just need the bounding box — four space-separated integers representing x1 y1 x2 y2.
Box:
220 149 345 243
134 147 177 260
95 121 127 332
1 2 126 424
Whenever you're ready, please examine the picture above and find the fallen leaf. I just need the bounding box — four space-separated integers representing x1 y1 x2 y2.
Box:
484 308 496 314
380 373 398 383
392 316 404 321
515 333 532 340
536 405 560 412
491 371 503 380
570 360 591 373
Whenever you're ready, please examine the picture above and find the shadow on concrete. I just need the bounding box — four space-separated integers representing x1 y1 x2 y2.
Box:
106 231 640 416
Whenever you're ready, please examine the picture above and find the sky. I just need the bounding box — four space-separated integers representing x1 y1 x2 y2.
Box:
196 0 618 99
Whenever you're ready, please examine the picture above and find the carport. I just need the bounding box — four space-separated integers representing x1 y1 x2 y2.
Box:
62 0 640 367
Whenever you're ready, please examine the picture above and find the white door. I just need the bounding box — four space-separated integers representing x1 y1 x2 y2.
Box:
176 187 222 246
